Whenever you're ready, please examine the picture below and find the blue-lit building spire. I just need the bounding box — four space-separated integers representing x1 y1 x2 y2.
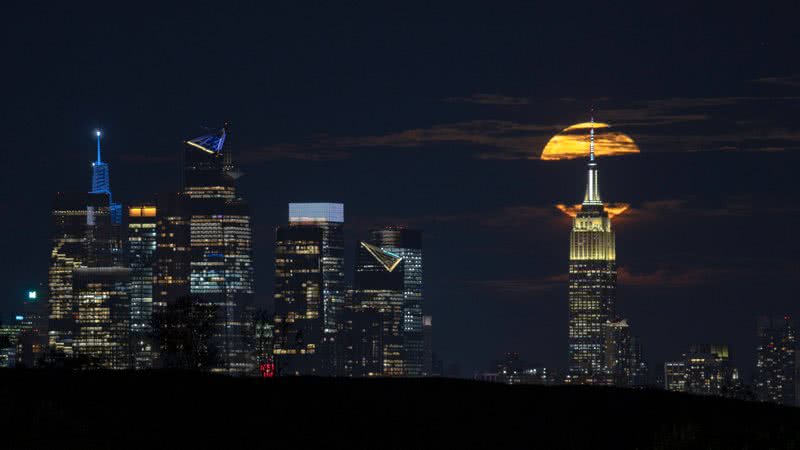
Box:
89 130 121 224
91 130 111 196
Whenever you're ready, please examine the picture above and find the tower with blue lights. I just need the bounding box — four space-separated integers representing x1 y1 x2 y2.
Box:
183 124 255 375
90 130 122 225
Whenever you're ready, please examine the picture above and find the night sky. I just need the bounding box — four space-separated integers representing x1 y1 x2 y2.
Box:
3 3 800 378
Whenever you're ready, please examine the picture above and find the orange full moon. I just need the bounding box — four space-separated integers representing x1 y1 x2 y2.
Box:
540 122 640 160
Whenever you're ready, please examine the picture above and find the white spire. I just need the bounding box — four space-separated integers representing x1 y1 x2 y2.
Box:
589 115 595 162
583 114 602 205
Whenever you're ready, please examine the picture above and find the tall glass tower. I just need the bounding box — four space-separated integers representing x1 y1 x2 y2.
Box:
273 203 344 375
48 192 112 359
128 204 158 369
348 240 405 376
369 227 424 376
183 125 255 375
567 118 617 384
755 315 796 405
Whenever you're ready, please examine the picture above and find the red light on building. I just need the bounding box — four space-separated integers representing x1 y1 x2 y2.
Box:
259 361 275 378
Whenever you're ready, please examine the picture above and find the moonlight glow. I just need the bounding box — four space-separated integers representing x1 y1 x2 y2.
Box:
541 122 640 160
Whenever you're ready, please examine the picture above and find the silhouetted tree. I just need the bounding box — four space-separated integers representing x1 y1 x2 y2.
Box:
152 295 219 370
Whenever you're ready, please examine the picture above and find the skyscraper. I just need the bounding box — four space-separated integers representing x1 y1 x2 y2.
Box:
567 118 617 384
755 315 796 405
153 192 191 313
685 344 739 397
48 192 112 360
17 289 47 368
664 361 687 392
348 241 405 376
48 132 128 366
273 203 344 375
90 131 124 262
369 227 424 376
128 204 158 369
603 318 632 386
183 126 255 375
73 267 131 369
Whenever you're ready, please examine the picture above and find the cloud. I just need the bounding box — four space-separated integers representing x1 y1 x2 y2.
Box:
236 143 351 162
350 205 561 234
617 266 734 288
229 95 800 162
445 94 529 105
467 273 568 296
332 120 561 153
754 74 800 87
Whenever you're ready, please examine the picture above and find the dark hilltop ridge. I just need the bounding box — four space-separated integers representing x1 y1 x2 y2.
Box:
1 369 798 449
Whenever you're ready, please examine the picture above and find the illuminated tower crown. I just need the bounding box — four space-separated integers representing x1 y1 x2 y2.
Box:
583 116 602 206
90 130 122 224
91 131 110 196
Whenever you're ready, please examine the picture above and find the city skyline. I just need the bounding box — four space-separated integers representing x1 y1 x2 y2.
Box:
3 3 800 381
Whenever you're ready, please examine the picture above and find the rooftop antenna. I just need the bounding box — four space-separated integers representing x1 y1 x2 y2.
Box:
589 110 595 162
96 130 102 163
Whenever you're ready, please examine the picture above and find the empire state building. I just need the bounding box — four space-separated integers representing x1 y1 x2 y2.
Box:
568 119 617 384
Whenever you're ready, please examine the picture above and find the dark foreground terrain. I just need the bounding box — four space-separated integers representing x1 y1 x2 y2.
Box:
1 370 798 449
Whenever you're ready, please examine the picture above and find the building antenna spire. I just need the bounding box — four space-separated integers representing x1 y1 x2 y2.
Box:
95 130 102 163
589 110 595 162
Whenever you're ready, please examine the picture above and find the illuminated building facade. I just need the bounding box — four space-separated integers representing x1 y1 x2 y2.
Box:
568 120 617 384
273 203 344 375
73 267 131 369
273 226 324 375
348 241 405 376
17 289 47 368
684 345 739 397
369 227 424 376
664 361 687 392
128 204 158 369
0 317 22 368
755 315 796 405
48 192 112 359
603 318 632 386
274 203 345 375
184 126 255 375
153 193 191 313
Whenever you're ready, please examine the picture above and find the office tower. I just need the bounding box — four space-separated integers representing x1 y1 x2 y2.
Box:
423 315 433 376
0 316 22 368
48 132 128 366
348 241 405 376
568 119 617 384
369 227 424 376
254 312 275 377
755 315 796 405
684 345 739 396
664 361 687 392
273 225 324 375
603 318 632 386
183 126 255 375
273 203 344 376
73 267 131 369
90 131 124 262
153 193 191 312
630 335 649 386
48 192 112 359
128 204 158 369
17 289 47 368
